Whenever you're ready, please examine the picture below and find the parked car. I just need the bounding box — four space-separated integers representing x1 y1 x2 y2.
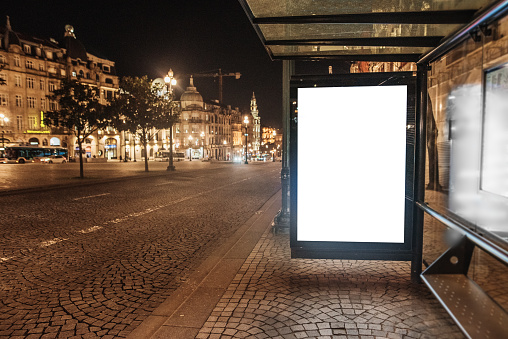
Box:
43 155 67 164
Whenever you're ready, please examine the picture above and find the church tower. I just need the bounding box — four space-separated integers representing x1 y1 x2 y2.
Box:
250 92 261 154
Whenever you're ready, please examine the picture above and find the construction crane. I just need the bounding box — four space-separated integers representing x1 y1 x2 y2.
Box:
187 68 241 103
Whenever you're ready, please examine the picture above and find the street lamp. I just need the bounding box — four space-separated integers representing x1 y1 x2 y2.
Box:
164 69 177 171
200 131 205 160
272 130 276 162
188 135 193 161
0 114 9 152
243 116 249 164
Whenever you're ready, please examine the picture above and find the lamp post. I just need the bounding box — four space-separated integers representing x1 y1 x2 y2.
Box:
0 114 9 152
200 131 205 160
188 135 193 161
272 130 276 162
243 116 249 164
164 69 177 171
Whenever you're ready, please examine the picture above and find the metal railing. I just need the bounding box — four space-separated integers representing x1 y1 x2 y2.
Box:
416 201 508 267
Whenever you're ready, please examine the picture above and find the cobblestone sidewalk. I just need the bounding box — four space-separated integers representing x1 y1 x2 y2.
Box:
196 229 464 339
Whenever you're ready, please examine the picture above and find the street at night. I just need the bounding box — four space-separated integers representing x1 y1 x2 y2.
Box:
3 0 508 337
0 162 281 338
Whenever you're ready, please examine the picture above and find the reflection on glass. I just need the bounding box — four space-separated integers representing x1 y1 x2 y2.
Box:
248 0 493 17
448 85 482 224
482 64 508 198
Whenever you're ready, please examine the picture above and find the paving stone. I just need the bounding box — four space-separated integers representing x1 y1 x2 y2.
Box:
195 229 465 339
0 164 282 338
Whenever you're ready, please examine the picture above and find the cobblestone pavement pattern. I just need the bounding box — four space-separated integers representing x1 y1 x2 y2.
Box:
0 162 281 338
197 229 465 339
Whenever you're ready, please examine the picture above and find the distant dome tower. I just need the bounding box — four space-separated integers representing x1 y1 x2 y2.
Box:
180 76 204 109
251 92 261 154
63 25 88 61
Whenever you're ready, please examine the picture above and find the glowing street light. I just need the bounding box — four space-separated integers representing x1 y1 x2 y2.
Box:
164 69 177 171
200 131 205 160
243 116 249 164
0 114 9 151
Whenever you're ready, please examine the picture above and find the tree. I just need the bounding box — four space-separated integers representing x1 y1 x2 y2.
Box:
109 76 179 172
44 79 109 178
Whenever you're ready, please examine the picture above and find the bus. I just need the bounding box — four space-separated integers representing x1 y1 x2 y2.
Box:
155 150 185 162
0 144 68 164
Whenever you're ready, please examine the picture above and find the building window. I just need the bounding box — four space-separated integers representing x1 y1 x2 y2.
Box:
26 60 34 69
39 80 45 90
49 82 55 91
0 73 6 85
16 115 22 131
27 77 34 89
106 90 113 100
105 78 113 84
28 116 36 129
79 70 84 78
0 94 7 106
96 74 100 81
0 55 5 64
24 45 31 54
46 51 53 60
15 75 21 87
14 56 20 67
49 100 57 111
27 97 36 108
103 65 110 73
41 98 45 110
72 71 77 77
15 95 22 107
39 63 44 71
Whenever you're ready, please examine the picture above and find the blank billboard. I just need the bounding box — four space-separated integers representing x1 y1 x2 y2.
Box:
297 85 407 243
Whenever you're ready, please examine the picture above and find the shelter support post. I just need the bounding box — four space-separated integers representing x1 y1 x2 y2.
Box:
411 63 428 283
273 60 294 233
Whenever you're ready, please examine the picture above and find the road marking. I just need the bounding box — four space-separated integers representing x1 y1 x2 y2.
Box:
73 193 111 201
3 174 266 262
155 182 173 187
78 226 103 234
40 237 68 247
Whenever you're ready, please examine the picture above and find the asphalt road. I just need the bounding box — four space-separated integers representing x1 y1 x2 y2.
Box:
0 162 281 338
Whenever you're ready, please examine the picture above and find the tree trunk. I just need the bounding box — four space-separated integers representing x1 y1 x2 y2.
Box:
78 140 84 179
143 139 149 172
168 120 174 171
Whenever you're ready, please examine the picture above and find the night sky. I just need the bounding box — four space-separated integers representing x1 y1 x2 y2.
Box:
1 0 283 127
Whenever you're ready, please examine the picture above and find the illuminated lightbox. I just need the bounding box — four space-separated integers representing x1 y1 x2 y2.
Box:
297 85 407 243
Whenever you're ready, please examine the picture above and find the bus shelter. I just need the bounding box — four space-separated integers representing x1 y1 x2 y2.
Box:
238 0 508 337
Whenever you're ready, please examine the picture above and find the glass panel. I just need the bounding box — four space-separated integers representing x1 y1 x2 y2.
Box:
247 0 494 17
426 37 483 227
469 247 508 310
477 15 508 241
425 14 508 246
422 213 455 267
260 23 461 40
270 44 430 56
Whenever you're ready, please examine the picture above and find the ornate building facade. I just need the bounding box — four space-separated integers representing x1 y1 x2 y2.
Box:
261 126 282 159
142 77 254 162
250 92 261 155
0 17 119 159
